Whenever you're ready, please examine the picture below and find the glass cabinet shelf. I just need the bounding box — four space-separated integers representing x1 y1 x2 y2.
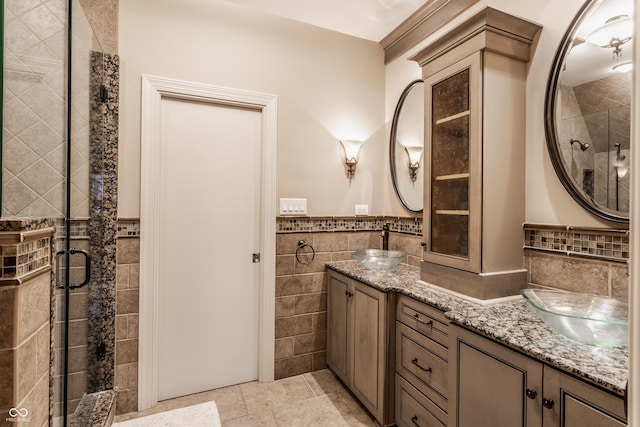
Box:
434 110 470 125
434 173 470 181
434 210 470 215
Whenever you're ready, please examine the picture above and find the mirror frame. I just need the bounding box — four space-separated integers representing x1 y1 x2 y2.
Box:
390 79 424 213
544 0 630 223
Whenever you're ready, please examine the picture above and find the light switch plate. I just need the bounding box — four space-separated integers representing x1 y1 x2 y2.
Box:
355 204 369 216
279 198 307 215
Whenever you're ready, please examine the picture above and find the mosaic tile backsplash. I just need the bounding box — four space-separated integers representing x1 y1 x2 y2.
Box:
277 216 422 235
523 224 629 262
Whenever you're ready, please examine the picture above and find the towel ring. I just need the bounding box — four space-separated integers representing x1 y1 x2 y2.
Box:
295 240 315 265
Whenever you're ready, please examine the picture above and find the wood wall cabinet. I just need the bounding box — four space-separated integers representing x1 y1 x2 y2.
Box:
450 325 627 427
326 269 392 425
395 295 450 427
411 7 542 300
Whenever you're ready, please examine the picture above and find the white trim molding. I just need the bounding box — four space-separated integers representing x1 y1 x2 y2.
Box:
138 75 277 411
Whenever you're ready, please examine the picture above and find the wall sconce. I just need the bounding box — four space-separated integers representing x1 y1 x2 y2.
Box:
404 146 423 182
586 15 633 60
339 139 363 181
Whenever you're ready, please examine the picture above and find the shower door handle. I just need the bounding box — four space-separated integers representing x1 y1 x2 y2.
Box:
56 249 92 289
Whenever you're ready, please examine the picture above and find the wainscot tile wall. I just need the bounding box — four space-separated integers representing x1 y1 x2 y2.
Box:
108 217 632 413
523 224 629 300
114 220 141 415
274 216 423 379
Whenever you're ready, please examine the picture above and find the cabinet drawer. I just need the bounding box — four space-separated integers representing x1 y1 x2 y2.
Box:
396 374 447 427
397 295 449 348
397 322 448 410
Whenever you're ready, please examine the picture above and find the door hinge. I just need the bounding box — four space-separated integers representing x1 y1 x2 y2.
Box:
99 84 108 103
252 253 260 263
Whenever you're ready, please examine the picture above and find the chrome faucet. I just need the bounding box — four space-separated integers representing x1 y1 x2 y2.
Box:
381 223 390 251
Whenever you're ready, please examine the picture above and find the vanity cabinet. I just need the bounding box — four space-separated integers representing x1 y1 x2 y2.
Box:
450 325 626 427
326 269 392 425
395 295 449 426
411 7 542 299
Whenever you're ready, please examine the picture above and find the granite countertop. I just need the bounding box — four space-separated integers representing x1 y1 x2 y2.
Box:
326 260 629 397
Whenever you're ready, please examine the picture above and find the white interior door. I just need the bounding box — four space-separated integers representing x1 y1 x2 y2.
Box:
156 97 262 401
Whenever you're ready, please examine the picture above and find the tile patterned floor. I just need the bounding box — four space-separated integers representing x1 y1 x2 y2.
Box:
113 369 377 426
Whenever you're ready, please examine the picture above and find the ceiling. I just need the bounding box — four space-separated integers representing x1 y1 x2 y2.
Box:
222 0 427 41
562 0 634 86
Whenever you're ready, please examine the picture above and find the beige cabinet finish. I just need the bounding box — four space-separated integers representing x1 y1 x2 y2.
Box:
450 325 626 427
451 325 543 427
327 271 349 381
395 295 449 426
326 270 391 425
543 367 626 427
411 7 542 300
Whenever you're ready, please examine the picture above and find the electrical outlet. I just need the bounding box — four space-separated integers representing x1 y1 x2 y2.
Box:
355 204 369 216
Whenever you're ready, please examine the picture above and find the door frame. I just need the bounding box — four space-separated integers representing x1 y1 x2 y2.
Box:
138 75 277 410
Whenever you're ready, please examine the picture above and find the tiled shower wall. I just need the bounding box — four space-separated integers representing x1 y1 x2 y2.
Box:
557 71 631 210
2 0 67 217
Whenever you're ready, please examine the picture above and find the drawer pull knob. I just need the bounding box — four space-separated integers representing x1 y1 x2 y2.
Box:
542 398 555 409
411 358 432 373
414 314 433 327
526 389 537 400
411 415 422 426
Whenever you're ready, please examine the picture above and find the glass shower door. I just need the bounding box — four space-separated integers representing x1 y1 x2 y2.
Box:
2 0 117 424
55 0 120 424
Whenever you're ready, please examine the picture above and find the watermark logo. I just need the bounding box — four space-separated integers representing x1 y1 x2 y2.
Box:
6 407 30 423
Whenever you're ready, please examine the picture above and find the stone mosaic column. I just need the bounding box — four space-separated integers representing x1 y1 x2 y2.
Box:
86 50 119 393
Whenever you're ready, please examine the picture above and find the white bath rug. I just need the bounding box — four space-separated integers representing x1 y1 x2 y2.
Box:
113 401 221 427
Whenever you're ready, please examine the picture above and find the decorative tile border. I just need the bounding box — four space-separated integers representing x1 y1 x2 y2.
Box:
524 223 629 263
0 217 54 232
54 218 91 241
276 216 423 235
0 236 51 280
117 219 141 237
0 221 54 284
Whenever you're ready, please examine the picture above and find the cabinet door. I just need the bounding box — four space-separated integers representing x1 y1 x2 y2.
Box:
424 52 482 273
451 326 542 427
326 271 350 384
542 367 626 427
351 281 386 420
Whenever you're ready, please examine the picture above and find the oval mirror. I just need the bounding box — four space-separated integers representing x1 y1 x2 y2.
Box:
545 0 632 223
390 80 424 213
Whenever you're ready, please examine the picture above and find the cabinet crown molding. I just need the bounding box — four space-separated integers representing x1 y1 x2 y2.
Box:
410 6 542 68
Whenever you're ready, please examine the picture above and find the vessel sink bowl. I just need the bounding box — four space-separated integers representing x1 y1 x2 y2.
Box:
352 249 406 272
521 289 628 347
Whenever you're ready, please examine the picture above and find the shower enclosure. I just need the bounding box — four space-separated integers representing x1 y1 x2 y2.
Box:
558 81 631 216
2 0 119 425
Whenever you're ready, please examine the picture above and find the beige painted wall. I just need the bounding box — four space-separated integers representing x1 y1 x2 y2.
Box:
118 0 385 218
121 0 627 226
384 0 624 227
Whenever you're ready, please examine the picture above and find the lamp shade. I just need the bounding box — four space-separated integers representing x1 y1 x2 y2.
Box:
613 61 633 72
586 15 633 47
340 140 363 163
404 146 423 166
